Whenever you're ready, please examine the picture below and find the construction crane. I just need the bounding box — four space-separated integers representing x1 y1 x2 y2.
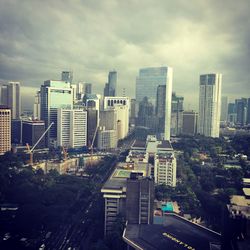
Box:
89 124 99 166
26 122 54 165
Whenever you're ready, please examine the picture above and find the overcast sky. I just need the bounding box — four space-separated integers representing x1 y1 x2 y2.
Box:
0 0 249 110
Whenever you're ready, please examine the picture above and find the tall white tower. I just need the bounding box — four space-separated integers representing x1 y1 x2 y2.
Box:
198 74 222 138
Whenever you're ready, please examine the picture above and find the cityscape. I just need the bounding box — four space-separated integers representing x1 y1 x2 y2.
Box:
0 1 250 250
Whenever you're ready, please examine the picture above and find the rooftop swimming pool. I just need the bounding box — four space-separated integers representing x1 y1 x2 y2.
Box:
161 202 174 212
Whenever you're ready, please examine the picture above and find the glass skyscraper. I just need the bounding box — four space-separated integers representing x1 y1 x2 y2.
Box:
135 66 173 140
104 71 117 97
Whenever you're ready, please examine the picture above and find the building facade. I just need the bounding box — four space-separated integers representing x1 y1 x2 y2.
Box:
1 82 21 119
198 74 222 138
0 106 11 155
97 128 117 150
33 91 41 120
220 96 228 122
182 111 198 136
136 67 173 140
40 80 73 146
171 93 184 136
22 120 45 148
57 108 87 148
61 71 73 83
104 97 130 140
104 71 117 97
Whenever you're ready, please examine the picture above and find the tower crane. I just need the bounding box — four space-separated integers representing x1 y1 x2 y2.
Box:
26 122 54 165
89 124 99 166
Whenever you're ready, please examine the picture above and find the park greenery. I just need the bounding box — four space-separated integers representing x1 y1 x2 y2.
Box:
156 135 250 232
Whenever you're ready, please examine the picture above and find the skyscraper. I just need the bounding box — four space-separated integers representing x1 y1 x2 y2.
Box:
182 111 198 136
85 83 92 94
1 82 21 119
136 67 173 140
198 74 222 138
0 105 11 155
61 71 73 83
220 96 228 122
235 98 247 126
40 80 73 146
33 91 41 120
171 92 184 136
103 71 117 97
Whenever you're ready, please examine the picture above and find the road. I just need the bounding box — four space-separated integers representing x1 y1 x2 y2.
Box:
43 156 117 250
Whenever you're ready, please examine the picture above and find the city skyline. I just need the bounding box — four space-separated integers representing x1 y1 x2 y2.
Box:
0 0 249 110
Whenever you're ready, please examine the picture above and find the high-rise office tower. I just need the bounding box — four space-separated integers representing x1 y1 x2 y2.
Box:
104 97 130 140
136 67 173 140
57 108 87 148
227 103 237 124
130 98 136 126
103 71 117 97
182 111 198 136
33 91 41 120
220 96 228 122
235 98 247 126
247 98 250 125
0 84 8 105
198 74 222 138
137 97 157 130
87 108 98 147
22 120 45 148
1 82 21 119
77 82 85 100
40 80 73 146
61 71 73 83
0 106 11 155
171 92 184 136
85 83 92 94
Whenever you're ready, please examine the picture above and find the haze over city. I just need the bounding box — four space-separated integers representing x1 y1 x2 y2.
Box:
0 0 250 110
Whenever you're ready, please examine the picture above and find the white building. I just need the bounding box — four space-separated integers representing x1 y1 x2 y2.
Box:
154 152 176 187
97 128 117 150
136 67 173 140
104 96 130 140
198 74 222 138
57 108 87 148
40 80 73 146
33 91 41 120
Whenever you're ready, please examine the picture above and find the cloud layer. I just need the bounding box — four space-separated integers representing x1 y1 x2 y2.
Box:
0 0 249 109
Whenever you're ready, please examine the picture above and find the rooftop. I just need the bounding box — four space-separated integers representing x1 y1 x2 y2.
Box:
101 162 151 192
123 214 221 250
132 140 146 149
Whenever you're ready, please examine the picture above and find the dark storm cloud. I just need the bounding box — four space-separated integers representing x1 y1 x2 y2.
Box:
0 0 249 109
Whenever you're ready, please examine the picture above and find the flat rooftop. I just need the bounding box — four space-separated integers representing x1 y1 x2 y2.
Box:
132 140 146 149
157 140 172 150
123 214 221 250
101 162 151 191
